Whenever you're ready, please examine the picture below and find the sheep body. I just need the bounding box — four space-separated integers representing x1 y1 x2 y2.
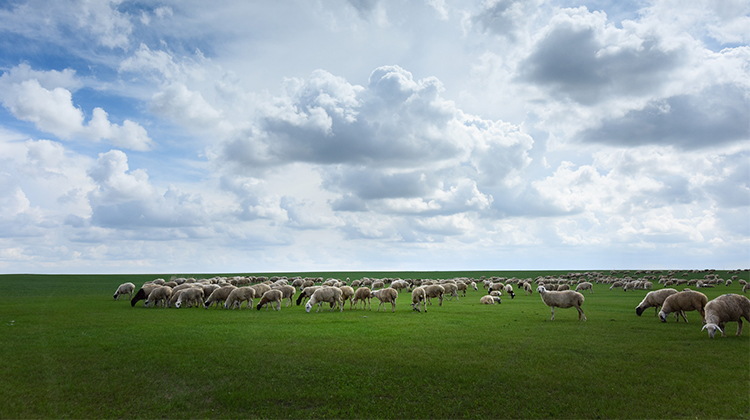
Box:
536 286 586 321
224 287 257 309
256 289 283 310
635 288 678 316
305 287 343 313
372 287 398 312
575 282 593 294
352 287 372 310
175 287 204 308
658 290 708 323
113 282 135 300
480 295 501 305
702 294 750 338
422 285 445 306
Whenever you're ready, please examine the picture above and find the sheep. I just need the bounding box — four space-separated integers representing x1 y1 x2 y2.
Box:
224 287 257 309
557 284 570 291
744 283 750 294
488 283 505 294
635 288 679 317
442 283 460 301
339 286 355 308
422 284 445 307
411 287 427 313
296 286 321 306
352 287 372 310
131 283 159 307
504 284 515 299
390 280 409 293
701 294 750 338
256 289 283 311
305 287 343 313
144 286 172 308
372 287 398 312
175 287 204 309
113 282 136 301
575 282 593 294
274 285 296 307
204 285 237 309
480 295 501 305
523 282 533 296
456 281 468 297
658 290 708 323
536 286 586 321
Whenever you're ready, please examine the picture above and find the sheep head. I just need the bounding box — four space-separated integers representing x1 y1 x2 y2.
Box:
701 323 723 338
536 285 547 294
658 311 667 323
305 301 313 313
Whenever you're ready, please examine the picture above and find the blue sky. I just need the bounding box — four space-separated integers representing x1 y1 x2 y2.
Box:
0 0 748 274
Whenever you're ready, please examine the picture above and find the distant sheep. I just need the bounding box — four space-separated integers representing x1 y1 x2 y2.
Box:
658 290 708 323
523 282 533 295
536 286 586 321
442 283 460 301
372 287 398 312
575 282 593 294
411 287 427 313
480 295 501 305
113 282 135 301
635 288 678 317
504 284 515 299
702 294 750 338
256 289 283 311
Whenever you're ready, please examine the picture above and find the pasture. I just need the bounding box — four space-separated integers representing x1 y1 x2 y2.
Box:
1 270 748 419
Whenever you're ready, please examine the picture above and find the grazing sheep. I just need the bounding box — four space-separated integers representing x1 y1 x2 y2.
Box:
144 286 172 308
339 286 355 309
296 286 321 306
523 282 533 296
131 283 159 307
442 283 459 301
702 294 750 338
423 285 445 306
113 282 136 301
224 287 257 309
175 287 204 309
372 287 398 312
536 286 586 321
204 285 237 309
390 280 409 293
658 290 708 323
480 295 501 305
635 288 679 317
743 283 750 294
305 287 343 313
411 287 428 313
275 285 297 307
504 284 515 299
352 287 372 310
488 283 505 294
456 282 468 297
575 282 593 294
256 289 283 311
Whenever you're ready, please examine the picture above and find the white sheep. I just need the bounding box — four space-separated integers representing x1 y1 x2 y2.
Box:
523 282 533 296
701 294 750 338
479 295 501 305
305 287 343 313
352 287 372 310
340 286 355 309
274 285 296 307
256 289 283 311
422 284 445 306
175 287 204 309
635 288 678 317
536 285 586 321
411 287 427 313
504 284 515 299
113 282 135 300
575 282 593 294
372 287 398 312
296 286 321 306
442 283 460 301
204 285 237 309
224 287 257 309
144 286 172 308
658 290 708 323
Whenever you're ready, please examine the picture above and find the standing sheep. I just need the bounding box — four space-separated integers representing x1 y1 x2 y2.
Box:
305 287 344 313
339 286 355 309
635 288 678 317
575 282 593 294
256 289 283 311
352 287 372 310
113 282 136 301
701 294 750 338
372 287 398 313
536 286 586 321
130 283 159 307
144 286 172 308
204 285 237 309
658 290 708 323
224 287 257 309
175 287 204 309
423 284 445 307
411 287 427 313
504 284 515 299
296 286 321 306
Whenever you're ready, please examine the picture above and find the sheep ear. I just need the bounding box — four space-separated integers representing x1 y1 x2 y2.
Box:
701 325 708 331
716 326 723 334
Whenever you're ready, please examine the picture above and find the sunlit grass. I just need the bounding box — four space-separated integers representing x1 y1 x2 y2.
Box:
1 271 748 419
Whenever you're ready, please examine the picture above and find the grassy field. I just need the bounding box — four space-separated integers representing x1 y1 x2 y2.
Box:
1 270 748 419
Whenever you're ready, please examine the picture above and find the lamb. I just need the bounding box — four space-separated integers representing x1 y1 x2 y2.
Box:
701 294 750 338
372 287 398 312
536 286 586 321
575 282 593 294
305 287 343 313
175 287 205 309
422 284 445 306
204 285 237 309
224 287 257 309
352 287 372 310
635 288 678 317
144 286 172 308
480 295 501 304
411 287 427 313
256 289 283 311
113 282 136 301
658 290 708 323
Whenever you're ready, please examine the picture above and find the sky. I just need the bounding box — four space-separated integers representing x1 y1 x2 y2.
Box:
0 0 748 274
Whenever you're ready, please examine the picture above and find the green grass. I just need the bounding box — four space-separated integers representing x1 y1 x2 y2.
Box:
1 271 748 419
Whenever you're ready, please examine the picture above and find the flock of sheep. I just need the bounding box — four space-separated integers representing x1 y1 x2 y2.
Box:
113 269 750 338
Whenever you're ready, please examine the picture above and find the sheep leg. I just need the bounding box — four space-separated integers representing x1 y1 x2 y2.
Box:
391 302 395 313
679 311 688 323
576 306 587 321
736 320 742 336
550 307 555 321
